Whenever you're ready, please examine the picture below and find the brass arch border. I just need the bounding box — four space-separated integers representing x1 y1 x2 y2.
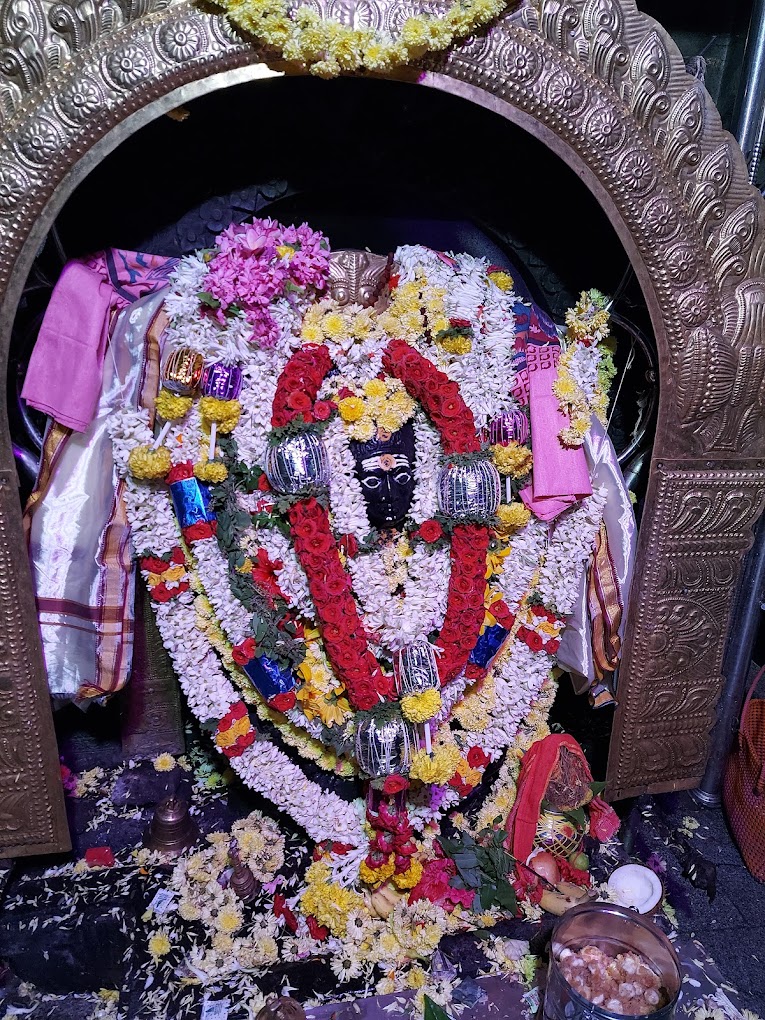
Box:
1 0 765 856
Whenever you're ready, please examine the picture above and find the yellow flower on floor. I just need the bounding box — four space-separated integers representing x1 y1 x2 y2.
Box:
338 397 366 422
492 442 533 478
301 861 366 936
215 904 244 933
406 964 428 988
148 931 172 960
153 753 176 772
401 688 442 723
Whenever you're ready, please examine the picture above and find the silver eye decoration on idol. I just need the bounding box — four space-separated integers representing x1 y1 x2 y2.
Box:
395 641 440 754
355 714 416 778
437 459 501 520
265 432 331 495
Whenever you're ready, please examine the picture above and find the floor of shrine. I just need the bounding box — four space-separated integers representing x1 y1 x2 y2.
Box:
1 700 763 1020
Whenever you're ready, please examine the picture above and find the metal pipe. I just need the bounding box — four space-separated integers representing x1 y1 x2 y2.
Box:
692 513 765 806
733 0 765 181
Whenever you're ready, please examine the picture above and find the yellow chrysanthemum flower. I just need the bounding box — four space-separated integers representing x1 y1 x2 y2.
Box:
363 378 387 398
406 964 428 988
552 375 579 402
488 270 514 292
128 444 171 480
215 904 244 933
153 753 176 772
301 322 323 344
438 334 472 355
492 442 533 478
496 502 531 534
401 688 442 723
410 745 461 785
154 390 192 422
148 932 172 960
194 460 228 483
347 417 376 442
199 397 242 433
393 858 423 891
323 313 345 338
338 396 365 422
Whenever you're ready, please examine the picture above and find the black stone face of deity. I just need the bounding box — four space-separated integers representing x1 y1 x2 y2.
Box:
349 422 416 530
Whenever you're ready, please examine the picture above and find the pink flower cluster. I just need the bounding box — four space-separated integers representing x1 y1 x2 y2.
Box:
204 218 330 349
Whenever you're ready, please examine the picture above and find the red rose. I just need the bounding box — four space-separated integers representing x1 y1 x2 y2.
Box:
150 582 177 603
306 916 329 941
232 637 257 665
182 521 217 543
467 746 491 769
313 400 333 421
85 847 115 868
547 638 560 655
170 547 185 565
166 461 194 484
409 857 474 911
339 533 359 558
141 556 170 574
383 775 409 795
525 630 544 653
270 691 296 712
417 520 444 544
257 473 272 492
375 672 395 700
450 318 471 329
238 729 256 749
465 663 487 681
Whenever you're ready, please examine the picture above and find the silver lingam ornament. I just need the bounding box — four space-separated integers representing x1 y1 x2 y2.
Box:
355 714 416 778
265 432 331 494
437 459 501 519
395 641 441 754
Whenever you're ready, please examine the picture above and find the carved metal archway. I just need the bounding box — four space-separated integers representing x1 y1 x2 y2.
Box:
1 0 764 857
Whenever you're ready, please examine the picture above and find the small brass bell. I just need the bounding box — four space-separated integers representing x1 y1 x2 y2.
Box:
144 795 199 855
229 839 260 904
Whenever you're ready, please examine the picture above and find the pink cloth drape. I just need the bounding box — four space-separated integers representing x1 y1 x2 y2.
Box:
22 249 175 431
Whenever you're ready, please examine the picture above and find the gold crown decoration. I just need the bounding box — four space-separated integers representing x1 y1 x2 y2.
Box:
327 250 391 308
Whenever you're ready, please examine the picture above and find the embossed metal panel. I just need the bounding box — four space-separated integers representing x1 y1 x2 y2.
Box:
0 0 764 852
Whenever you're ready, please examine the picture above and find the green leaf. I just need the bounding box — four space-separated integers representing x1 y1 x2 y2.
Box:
590 780 606 797
479 884 496 910
197 290 220 309
424 996 452 1020
495 879 518 913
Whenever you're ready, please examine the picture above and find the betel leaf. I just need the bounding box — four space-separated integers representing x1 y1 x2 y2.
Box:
479 884 496 910
197 290 220 309
424 996 452 1020
495 879 518 913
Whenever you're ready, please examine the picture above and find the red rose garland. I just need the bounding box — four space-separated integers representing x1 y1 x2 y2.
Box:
289 497 393 710
272 338 492 707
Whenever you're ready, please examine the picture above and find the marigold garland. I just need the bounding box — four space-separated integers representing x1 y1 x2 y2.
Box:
218 0 509 78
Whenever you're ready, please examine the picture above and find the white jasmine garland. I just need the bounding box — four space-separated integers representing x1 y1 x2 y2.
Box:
498 517 549 611
324 417 372 541
564 341 603 406
348 541 450 653
410 412 440 524
537 485 608 614
192 537 252 645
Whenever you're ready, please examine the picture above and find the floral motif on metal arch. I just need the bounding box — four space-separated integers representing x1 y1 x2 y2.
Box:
615 147 656 196
641 194 680 241
583 104 626 152
494 36 542 86
676 285 712 328
15 115 63 166
544 66 587 114
156 16 205 63
55 75 104 125
326 0 382 30
0 162 28 212
104 41 153 89
664 241 700 287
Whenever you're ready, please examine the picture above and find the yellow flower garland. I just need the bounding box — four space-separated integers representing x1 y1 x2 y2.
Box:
401 688 442 723
219 0 508 78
